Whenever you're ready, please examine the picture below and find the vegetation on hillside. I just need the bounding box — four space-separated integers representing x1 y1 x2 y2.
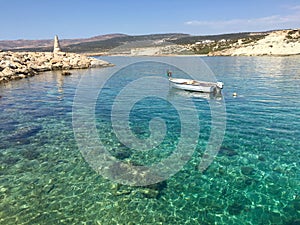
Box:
189 35 267 54
285 29 300 43
6 32 269 55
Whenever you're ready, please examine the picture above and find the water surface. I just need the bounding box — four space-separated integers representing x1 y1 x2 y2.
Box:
0 56 299 224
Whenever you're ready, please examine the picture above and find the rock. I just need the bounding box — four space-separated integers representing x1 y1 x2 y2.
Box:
0 50 112 83
286 219 300 225
115 189 132 196
21 149 41 160
228 202 244 215
2 157 20 165
219 147 238 157
18 74 27 79
50 57 62 64
291 199 300 211
1 67 14 77
62 63 72 70
140 188 159 198
241 166 255 176
8 125 42 142
141 181 167 198
62 71 71 76
90 58 113 68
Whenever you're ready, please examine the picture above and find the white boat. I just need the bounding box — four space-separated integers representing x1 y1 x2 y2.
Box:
168 77 224 93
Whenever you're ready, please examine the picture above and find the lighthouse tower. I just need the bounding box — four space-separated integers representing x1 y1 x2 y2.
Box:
53 35 62 53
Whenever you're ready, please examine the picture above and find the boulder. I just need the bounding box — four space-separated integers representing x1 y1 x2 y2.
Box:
90 58 113 67
62 63 72 70
15 67 30 74
2 67 15 77
50 57 62 64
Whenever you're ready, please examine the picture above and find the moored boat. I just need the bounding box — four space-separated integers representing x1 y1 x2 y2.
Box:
167 71 224 93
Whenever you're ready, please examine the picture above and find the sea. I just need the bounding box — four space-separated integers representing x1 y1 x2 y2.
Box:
0 56 299 225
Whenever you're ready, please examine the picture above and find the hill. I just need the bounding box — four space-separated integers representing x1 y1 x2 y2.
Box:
1 29 300 56
208 29 300 56
2 32 264 55
0 34 127 50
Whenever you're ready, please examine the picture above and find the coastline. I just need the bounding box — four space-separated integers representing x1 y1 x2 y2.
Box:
85 51 300 57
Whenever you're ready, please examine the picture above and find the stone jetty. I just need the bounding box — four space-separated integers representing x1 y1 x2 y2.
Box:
0 36 113 83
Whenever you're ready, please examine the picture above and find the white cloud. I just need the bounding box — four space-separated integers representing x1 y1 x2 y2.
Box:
184 12 300 34
284 4 300 11
185 14 300 27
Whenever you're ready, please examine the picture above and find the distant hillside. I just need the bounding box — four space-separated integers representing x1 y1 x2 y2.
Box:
3 32 265 54
2 29 299 56
172 32 266 44
0 33 127 50
4 33 190 53
64 33 190 53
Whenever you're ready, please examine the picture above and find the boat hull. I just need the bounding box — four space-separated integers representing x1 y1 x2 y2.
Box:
169 78 223 93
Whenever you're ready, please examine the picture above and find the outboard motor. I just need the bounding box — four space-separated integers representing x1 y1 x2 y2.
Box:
213 82 224 95
216 82 224 89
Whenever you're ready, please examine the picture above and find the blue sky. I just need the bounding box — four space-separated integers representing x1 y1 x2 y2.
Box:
1 0 300 40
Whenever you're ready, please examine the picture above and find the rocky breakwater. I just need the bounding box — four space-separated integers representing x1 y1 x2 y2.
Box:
0 51 113 83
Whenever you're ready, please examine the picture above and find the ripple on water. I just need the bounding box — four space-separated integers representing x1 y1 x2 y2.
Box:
0 57 299 224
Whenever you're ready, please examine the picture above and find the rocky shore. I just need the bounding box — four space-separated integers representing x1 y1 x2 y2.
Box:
0 51 113 83
0 36 112 83
208 29 300 56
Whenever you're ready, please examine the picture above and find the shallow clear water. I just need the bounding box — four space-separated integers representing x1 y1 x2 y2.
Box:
0 56 299 224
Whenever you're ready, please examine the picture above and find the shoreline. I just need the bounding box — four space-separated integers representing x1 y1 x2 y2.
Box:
86 52 300 57
1 49 300 85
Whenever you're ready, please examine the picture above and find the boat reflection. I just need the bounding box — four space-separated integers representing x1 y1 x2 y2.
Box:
168 87 223 101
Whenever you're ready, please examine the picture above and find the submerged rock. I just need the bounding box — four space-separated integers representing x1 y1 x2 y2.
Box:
2 157 20 165
228 202 244 215
8 125 42 142
140 188 159 198
21 149 41 160
286 219 300 225
115 150 132 160
241 166 255 176
258 155 266 161
142 180 167 198
291 199 300 211
61 71 72 76
219 146 238 157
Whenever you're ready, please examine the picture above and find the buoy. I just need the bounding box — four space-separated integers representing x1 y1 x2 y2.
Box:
233 92 237 97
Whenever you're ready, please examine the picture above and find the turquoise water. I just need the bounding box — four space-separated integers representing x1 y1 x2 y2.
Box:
0 56 299 224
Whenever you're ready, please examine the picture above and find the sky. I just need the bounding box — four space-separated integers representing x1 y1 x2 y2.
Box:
1 0 300 40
